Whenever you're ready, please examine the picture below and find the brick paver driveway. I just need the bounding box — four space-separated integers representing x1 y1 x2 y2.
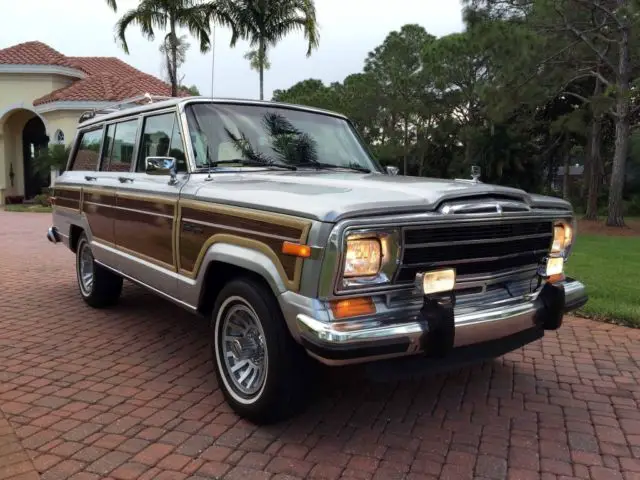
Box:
1 211 640 480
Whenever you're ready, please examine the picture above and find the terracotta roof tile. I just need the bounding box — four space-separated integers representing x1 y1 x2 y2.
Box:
0 41 75 68
0 40 188 105
66 56 143 76
32 72 183 105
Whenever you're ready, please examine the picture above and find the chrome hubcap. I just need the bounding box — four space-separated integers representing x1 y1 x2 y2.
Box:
79 243 94 294
221 302 267 396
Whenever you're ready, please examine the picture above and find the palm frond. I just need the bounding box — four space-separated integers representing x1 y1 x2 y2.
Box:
177 4 213 52
115 8 142 54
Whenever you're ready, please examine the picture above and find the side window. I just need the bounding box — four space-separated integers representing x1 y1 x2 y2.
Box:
101 119 138 172
70 128 103 171
137 113 187 172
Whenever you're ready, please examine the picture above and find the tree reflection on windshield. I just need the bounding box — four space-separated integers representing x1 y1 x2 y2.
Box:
185 102 378 172
224 112 319 166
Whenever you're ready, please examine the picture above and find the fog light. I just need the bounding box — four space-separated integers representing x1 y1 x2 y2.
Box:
544 257 564 277
416 269 456 295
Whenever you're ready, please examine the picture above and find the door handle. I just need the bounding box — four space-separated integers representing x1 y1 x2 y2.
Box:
84 175 97 181
118 177 134 183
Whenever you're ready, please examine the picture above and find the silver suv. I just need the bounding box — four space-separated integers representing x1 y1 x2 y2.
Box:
47 95 588 423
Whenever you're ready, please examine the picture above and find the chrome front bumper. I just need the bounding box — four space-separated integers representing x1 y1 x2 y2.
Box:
295 278 587 365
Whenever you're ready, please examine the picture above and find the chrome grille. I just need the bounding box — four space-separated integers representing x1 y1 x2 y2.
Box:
396 220 553 283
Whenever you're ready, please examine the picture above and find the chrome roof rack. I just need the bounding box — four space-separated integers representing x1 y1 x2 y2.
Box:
79 93 174 123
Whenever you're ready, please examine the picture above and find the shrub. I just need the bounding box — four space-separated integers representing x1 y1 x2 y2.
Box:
32 193 51 207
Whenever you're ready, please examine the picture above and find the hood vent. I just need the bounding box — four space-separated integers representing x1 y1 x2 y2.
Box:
438 195 531 215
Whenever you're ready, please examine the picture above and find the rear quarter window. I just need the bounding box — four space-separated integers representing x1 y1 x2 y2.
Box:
70 127 104 171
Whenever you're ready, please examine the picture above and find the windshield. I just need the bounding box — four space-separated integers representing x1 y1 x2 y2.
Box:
184 102 380 172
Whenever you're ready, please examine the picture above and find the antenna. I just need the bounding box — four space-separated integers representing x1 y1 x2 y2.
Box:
210 24 216 98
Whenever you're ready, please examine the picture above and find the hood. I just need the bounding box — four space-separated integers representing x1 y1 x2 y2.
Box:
190 171 571 222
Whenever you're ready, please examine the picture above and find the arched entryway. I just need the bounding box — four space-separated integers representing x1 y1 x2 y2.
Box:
22 116 49 199
0 107 50 203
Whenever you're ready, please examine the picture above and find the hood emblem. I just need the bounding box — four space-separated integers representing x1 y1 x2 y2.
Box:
471 165 481 183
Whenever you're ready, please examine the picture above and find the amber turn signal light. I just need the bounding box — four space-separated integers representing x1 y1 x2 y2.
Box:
330 297 376 319
547 273 566 284
281 241 311 258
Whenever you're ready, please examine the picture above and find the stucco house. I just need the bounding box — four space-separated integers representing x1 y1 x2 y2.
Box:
0 41 178 204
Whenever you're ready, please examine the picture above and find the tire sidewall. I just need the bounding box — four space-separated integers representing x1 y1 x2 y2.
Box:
211 280 288 416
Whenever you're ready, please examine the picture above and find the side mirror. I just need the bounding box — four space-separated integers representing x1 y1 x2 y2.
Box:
386 166 399 176
145 156 177 184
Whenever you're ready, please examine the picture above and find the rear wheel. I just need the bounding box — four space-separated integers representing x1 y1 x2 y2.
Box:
211 277 310 424
76 234 122 308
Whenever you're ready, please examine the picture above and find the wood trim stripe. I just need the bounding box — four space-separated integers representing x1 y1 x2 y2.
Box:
178 233 306 291
176 201 312 291
57 187 312 291
117 191 176 204
179 199 311 233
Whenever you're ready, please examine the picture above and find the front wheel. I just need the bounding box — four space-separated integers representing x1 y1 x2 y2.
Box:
211 278 310 424
76 234 122 308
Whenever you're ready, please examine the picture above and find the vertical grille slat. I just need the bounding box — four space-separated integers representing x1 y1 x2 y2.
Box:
398 220 553 283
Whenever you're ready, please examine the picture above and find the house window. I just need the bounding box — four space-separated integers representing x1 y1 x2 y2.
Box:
54 129 65 145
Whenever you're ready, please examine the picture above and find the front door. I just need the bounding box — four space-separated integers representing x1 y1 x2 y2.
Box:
22 116 50 199
113 111 189 298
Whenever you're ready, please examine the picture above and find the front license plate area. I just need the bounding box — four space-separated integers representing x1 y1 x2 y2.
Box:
419 293 456 358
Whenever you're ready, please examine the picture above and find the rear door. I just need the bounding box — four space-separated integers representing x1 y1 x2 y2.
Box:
54 125 122 267
113 110 189 297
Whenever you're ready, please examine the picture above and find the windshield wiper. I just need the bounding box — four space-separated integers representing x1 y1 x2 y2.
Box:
295 162 370 173
197 159 297 171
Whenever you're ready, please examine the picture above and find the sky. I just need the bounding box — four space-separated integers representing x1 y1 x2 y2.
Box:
0 0 465 100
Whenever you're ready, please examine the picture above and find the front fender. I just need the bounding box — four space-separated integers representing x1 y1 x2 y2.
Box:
195 241 289 298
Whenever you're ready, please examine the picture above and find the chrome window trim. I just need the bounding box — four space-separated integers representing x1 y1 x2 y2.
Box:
317 209 574 299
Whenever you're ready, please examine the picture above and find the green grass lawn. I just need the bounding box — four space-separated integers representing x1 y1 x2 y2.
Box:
4 204 52 213
566 234 640 327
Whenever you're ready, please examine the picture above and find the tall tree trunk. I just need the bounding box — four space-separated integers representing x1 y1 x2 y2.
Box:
403 116 409 175
584 116 602 220
464 136 472 167
170 20 178 97
607 9 630 227
582 147 591 200
582 75 602 201
259 39 265 100
562 141 570 200
418 134 428 177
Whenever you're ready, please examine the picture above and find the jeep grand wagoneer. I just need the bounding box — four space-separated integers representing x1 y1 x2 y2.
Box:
47 95 588 423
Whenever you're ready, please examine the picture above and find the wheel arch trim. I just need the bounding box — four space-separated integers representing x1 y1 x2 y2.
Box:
195 241 289 305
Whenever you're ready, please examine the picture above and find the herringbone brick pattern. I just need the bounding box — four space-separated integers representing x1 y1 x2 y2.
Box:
0 211 639 480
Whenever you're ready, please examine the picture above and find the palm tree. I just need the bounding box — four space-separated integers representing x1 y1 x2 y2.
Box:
212 0 319 100
105 0 117 11
116 0 232 97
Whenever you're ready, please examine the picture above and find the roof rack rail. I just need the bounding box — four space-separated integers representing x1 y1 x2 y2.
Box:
79 93 174 123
